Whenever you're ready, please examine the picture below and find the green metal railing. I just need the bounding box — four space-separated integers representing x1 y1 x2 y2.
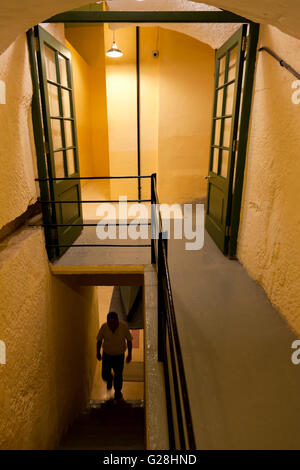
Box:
32 175 152 251
151 174 196 450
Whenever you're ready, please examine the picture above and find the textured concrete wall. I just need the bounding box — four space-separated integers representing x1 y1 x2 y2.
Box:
0 24 99 449
0 23 66 230
0 34 37 229
1 0 300 54
0 228 99 449
238 25 300 335
108 0 241 49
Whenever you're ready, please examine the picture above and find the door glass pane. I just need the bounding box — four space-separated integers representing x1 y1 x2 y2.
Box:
218 56 226 86
221 150 229 178
216 89 224 117
64 120 73 148
48 84 60 116
66 149 75 175
44 45 56 82
54 151 65 178
228 47 238 82
225 83 235 116
62 89 71 118
58 54 68 87
214 119 221 146
212 148 219 174
223 118 232 148
51 119 62 150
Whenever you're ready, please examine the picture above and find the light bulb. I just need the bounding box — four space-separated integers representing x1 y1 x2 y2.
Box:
106 41 123 58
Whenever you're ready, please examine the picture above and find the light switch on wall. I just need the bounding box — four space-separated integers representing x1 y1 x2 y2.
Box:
0 80 6 104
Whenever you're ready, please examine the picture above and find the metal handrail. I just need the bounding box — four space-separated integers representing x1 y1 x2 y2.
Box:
37 199 151 204
160 239 196 450
151 173 196 450
32 175 153 252
35 175 151 181
259 47 300 80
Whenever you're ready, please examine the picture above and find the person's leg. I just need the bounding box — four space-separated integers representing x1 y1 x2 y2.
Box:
112 354 125 398
102 352 113 389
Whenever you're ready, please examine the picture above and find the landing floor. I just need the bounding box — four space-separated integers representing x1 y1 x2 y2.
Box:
168 232 300 449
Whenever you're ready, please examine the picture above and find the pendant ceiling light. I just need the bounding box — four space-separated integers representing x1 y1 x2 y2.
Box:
106 31 123 58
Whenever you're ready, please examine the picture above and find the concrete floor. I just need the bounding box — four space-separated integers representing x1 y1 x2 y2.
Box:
52 225 151 266
53 182 151 266
168 232 300 450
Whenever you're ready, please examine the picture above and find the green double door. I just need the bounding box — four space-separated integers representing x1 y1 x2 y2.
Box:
205 26 247 254
34 26 83 258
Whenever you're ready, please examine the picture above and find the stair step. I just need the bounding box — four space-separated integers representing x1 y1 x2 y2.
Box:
58 399 145 450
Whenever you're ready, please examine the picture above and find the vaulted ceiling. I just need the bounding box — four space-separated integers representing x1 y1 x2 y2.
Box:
106 1 240 49
0 0 299 53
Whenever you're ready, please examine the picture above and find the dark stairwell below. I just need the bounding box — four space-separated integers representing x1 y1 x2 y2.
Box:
58 399 145 450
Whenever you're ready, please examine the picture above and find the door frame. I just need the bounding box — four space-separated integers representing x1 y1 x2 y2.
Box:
228 23 260 257
28 12 259 260
27 26 83 259
206 25 248 254
27 28 54 259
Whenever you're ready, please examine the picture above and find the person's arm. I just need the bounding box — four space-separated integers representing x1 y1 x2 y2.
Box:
97 339 103 361
126 340 132 363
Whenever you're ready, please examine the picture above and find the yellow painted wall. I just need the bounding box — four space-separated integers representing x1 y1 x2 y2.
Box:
0 25 99 449
0 34 37 229
105 26 139 200
140 28 159 200
238 25 300 335
105 26 214 203
0 228 99 449
66 39 93 180
157 28 215 203
105 26 160 201
65 25 110 194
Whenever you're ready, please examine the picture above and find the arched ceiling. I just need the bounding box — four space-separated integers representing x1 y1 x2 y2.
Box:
106 1 240 49
0 0 299 54
202 0 300 41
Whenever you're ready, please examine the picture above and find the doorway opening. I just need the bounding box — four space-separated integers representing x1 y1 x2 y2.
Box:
27 7 259 262
59 283 145 450
92 285 144 402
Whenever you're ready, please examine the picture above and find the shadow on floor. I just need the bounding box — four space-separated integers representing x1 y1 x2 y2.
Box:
58 399 145 450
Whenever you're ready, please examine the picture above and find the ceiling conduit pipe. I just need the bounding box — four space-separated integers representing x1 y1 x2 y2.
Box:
259 46 300 80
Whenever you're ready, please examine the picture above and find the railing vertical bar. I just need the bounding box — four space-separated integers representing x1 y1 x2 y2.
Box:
163 281 186 450
157 233 164 362
162 317 176 449
151 173 156 264
136 26 141 201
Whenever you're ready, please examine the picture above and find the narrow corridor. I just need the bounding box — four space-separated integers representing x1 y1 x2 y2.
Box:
57 284 145 450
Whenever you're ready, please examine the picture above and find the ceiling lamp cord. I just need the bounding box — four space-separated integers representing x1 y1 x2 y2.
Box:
106 30 123 58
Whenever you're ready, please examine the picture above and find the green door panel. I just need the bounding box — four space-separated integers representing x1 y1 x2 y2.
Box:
35 25 83 258
205 25 247 254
